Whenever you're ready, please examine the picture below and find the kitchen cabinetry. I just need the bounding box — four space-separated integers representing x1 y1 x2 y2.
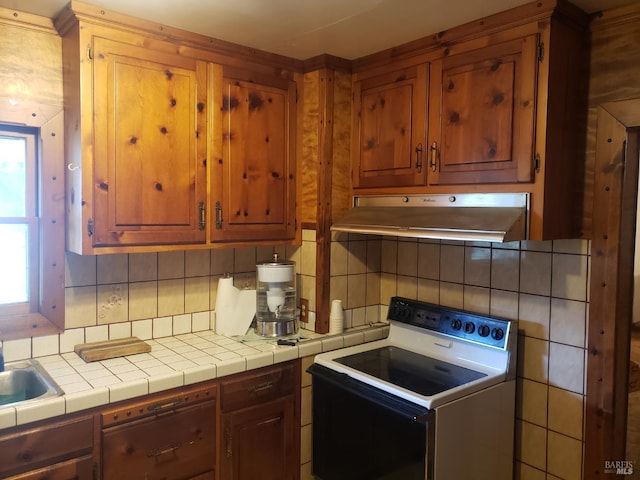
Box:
428 35 538 185
211 67 297 242
352 64 428 188
59 20 208 253
100 382 216 480
350 6 587 240
219 362 300 480
57 5 298 254
0 414 95 479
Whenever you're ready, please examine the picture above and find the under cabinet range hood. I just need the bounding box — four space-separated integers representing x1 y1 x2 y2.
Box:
331 193 529 243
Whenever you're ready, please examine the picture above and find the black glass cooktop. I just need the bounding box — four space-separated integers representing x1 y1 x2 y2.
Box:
334 346 487 396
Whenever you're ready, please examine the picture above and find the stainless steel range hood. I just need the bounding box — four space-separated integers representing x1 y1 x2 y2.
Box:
331 193 529 243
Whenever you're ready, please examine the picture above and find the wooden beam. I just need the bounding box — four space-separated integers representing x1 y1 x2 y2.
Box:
585 102 640 478
314 69 335 334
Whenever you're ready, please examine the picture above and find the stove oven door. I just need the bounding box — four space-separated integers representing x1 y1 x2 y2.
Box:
308 363 435 480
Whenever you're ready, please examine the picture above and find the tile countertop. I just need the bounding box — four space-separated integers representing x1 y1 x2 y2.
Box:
0 324 389 431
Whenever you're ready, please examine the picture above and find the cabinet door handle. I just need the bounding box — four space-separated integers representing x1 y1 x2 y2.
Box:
147 397 182 412
225 428 233 458
215 201 223 230
199 201 206 230
429 141 438 172
415 143 423 173
248 380 274 394
148 441 182 459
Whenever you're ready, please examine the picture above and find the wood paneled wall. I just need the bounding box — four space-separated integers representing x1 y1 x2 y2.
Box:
0 9 63 127
581 3 640 236
583 3 640 478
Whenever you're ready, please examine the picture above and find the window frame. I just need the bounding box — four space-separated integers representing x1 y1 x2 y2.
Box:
0 113 65 341
0 127 39 317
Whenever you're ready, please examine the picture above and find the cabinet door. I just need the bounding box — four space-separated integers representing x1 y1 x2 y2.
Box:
92 37 207 246
428 35 538 185
212 67 297 242
353 64 428 188
220 397 296 480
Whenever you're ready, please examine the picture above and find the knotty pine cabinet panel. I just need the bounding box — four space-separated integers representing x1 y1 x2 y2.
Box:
211 68 297 242
428 35 538 185
352 64 428 188
91 38 208 247
63 35 208 252
58 8 212 254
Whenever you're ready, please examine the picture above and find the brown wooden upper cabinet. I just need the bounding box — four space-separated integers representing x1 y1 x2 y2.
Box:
352 64 428 188
58 17 208 253
211 67 297 243
91 38 208 247
428 35 538 185
57 4 298 254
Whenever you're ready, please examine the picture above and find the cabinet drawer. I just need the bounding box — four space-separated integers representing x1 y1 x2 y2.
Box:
102 402 215 480
0 416 93 478
7 454 94 480
101 382 216 427
221 363 294 412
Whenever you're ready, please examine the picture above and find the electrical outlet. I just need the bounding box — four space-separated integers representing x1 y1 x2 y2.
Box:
300 298 309 322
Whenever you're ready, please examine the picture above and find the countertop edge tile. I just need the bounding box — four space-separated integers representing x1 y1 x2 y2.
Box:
245 351 274 370
184 364 218 385
16 397 66 425
0 408 16 429
65 387 110 413
148 371 184 394
109 378 150 403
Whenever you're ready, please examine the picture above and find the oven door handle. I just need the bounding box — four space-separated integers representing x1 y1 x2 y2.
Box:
307 363 431 424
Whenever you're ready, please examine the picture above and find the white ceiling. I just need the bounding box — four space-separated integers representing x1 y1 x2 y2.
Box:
0 0 636 60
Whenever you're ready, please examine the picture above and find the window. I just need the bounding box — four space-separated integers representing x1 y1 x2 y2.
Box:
0 116 64 339
0 126 38 317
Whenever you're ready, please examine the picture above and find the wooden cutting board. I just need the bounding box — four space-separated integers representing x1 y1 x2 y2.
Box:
74 337 151 362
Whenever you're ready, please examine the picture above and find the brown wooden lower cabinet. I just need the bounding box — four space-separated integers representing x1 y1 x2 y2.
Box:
218 362 300 480
0 361 300 480
100 383 217 480
220 397 296 480
0 415 94 479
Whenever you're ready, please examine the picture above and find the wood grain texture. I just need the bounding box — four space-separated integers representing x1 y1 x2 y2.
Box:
91 37 207 246
584 106 638 479
300 71 320 225
582 3 640 237
331 71 353 221
353 63 427 188
74 337 151 362
582 11 640 473
0 14 62 126
431 35 537 185
314 69 335 334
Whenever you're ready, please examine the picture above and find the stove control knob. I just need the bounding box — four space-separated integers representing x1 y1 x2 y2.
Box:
491 328 505 341
391 303 411 321
463 322 475 334
451 318 462 331
478 325 490 337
